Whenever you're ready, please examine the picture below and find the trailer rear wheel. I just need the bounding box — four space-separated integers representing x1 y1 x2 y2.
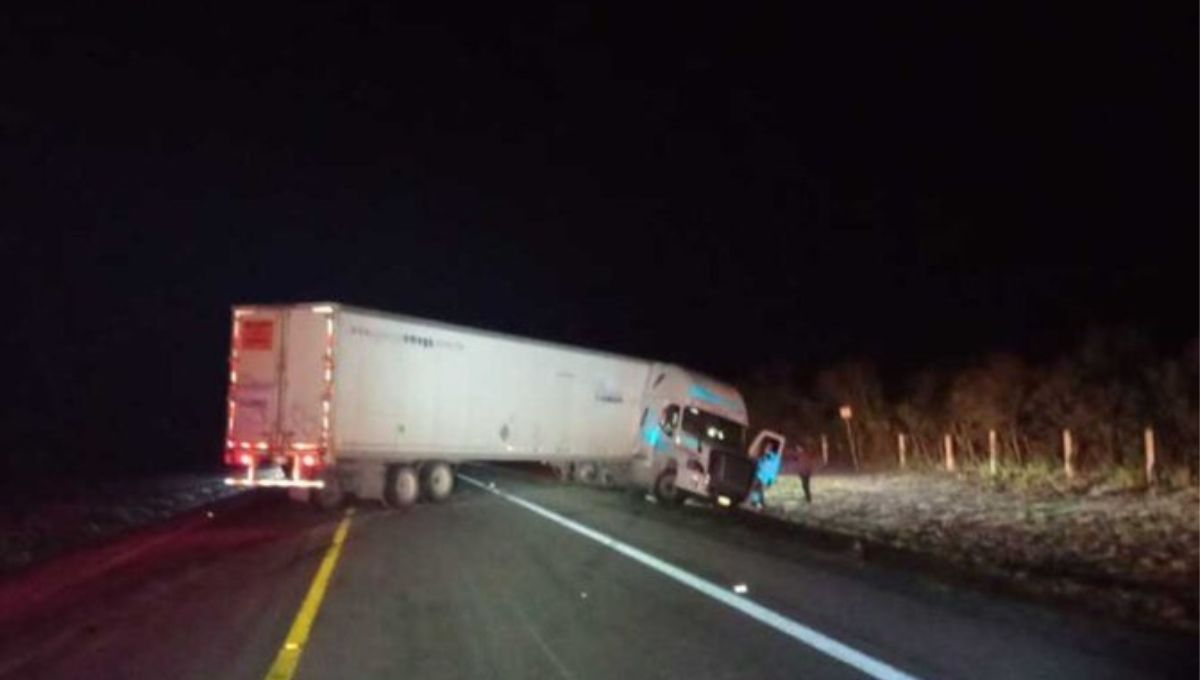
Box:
422 461 455 502
653 468 685 507
384 465 419 507
311 470 345 511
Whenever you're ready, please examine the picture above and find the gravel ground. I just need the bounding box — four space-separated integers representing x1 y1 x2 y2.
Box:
0 473 243 573
765 471 1199 631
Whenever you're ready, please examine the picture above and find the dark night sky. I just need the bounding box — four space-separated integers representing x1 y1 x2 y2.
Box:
1 3 1195 473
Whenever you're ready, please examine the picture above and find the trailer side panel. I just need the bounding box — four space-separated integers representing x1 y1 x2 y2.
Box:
333 309 652 463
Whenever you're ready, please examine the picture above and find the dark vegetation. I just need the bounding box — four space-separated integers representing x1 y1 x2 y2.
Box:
744 328 1199 488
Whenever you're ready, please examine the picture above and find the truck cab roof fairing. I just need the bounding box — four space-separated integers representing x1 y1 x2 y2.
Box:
652 365 748 425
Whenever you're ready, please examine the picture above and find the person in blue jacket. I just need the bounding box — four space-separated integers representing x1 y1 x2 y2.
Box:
749 440 783 510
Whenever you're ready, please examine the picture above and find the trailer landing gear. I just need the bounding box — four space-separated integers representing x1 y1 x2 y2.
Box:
573 462 599 485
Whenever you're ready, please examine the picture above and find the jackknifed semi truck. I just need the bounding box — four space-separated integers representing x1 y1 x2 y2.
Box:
223 303 784 509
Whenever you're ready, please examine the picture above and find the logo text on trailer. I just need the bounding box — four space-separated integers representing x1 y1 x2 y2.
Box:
349 326 464 350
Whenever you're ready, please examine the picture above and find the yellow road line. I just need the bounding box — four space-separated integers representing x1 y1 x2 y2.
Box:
265 507 355 680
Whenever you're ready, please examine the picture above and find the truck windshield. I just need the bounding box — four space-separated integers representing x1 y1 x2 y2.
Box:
681 406 745 450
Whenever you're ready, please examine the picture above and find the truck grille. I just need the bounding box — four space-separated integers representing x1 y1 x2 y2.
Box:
708 449 755 500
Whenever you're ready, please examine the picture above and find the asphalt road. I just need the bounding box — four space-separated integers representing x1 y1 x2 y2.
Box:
0 465 1194 680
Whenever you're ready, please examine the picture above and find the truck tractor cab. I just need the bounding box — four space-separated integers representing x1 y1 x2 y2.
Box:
632 365 773 507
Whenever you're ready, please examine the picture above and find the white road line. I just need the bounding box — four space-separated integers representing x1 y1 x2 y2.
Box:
459 473 923 680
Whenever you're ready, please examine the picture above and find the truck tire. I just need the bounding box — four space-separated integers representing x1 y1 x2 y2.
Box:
384 465 419 507
422 461 455 502
312 470 346 511
653 468 686 507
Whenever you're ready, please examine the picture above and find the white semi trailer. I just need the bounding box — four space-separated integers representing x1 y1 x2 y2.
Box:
223 303 783 509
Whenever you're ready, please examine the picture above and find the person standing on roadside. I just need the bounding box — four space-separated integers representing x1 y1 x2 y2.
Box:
749 440 783 510
793 441 815 503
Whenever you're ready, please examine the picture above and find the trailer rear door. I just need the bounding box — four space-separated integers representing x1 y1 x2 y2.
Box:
227 308 283 458
226 306 331 462
278 307 331 452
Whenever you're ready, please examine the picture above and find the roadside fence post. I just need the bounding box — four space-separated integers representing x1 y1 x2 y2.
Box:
1063 429 1076 479
988 429 998 476
943 433 956 473
1144 426 1156 487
